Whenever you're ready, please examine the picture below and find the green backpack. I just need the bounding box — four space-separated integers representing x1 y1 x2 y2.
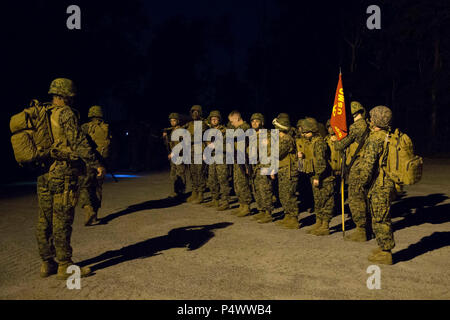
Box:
10 100 53 165
83 120 111 159
380 128 423 185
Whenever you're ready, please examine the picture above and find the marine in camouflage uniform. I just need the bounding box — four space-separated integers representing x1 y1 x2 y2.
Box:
164 113 187 198
301 117 336 236
247 113 274 223
272 116 300 228
296 119 314 213
36 78 104 279
184 105 208 204
203 110 231 210
228 111 253 216
79 105 111 226
324 119 343 220
333 101 370 241
325 119 343 176
358 106 395 265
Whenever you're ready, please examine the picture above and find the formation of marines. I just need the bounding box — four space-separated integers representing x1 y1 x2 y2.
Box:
164 103 397 265
18 78 399 281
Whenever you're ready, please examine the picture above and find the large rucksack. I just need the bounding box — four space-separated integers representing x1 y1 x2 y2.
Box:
10 99 53 165
326 135 342 172
84 120 111 159
380 128 423 185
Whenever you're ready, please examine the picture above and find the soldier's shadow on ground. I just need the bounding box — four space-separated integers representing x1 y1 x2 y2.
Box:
78 222 233 272
391 193 450 232
394 231 450 264
97 196 187 225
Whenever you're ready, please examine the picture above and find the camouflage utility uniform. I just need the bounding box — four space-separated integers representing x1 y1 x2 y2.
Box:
36 78 101 279
333 101 370 241
205 111 231 210
248 113 274 222
166 113 186 197
79 105 111 225
359 106 395 265
302 118 335 235
184 105 207 203
231 121 253 215
272 116 299 228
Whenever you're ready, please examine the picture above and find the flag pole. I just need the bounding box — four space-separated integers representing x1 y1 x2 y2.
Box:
340 67 345 238
341 165 345 237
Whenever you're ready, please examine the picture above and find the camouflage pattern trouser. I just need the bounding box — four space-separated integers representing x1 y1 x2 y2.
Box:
368 179 395 251
233 164 252 205
189 164 206 193
170 162 186 194
208 163 231 204
347 159 368 228
79 168 104 211
311 176 335 223
252 168 274 212
36 172 79 263
278 166 299 216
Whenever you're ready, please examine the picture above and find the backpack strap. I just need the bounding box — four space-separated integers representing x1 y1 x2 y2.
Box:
345 125 370 174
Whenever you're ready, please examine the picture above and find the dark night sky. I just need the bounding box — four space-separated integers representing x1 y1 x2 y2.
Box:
2 0 449 182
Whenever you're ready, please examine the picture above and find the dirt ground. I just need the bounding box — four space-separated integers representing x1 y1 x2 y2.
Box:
0 158 449 300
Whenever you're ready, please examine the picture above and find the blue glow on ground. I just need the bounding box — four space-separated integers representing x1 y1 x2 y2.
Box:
109 174 140 178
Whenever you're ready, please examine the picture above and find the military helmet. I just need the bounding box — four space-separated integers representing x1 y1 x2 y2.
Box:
88 105 103 118
190 104 202 116
369 105 392 129
272 116 291 131
302 117 319 133
168 112 180 121
48 78 76 97
208 110 221 121
351 101 366 118
277 113 290 121
250 113 264 123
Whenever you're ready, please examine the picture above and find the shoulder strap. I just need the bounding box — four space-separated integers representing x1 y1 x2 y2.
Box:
346 125 370 170
49 106 67 143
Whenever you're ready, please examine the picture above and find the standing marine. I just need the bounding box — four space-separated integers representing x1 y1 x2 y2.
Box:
184 105 208 204
227 110 253 217
203 110 231 210
36 78 105 279
79 105 111 226
332 101 370 241
358 106 395 264
272 115 300 228
164 112 187 199
247 113 274 223
300 117 336 235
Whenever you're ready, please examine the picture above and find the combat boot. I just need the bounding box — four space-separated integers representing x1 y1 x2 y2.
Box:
236 204 251 217
312 220 330 236
368 249 393 265
204 199 219 207
251 210 264 220
187 191 198 203
275 214 290 226
231 204 243 215
306 217 322 234
283 215 300 229
217 201 230 211
344 227 367 242
56 261 92 280
257 211 273 224
40 259 58 278
83 205 97 226
192 192 204 204
368 247 383 259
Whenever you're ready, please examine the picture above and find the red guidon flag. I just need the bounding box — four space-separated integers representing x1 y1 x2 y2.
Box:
330 72 348 140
